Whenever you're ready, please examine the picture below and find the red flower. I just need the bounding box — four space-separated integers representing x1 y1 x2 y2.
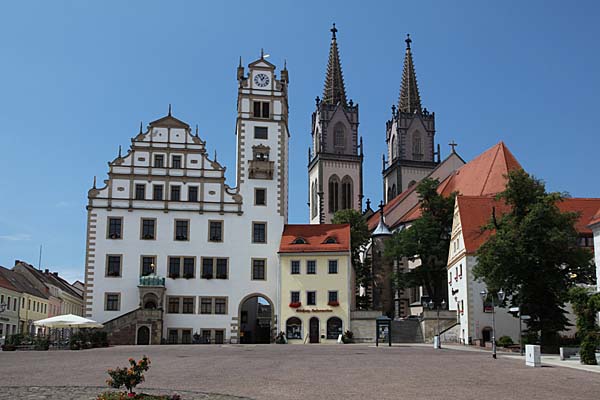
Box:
327 301 340 307
289 302 301 308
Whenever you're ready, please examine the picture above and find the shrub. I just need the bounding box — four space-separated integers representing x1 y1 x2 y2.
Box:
34 337 50 351
106 356 151 395
342 330 354 344
497 336 514 347
275 331 286 344
580 334 598 365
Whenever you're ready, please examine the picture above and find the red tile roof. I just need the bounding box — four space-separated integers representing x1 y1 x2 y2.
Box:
589 208 600 229
369 142 523 229
557 199 600 235
279 224 351 253
0 266 19 292
457 196 600 254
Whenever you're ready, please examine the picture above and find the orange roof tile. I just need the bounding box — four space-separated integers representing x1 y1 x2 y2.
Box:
279 224 351 253
456 196 510 254
557 198 600 235
589 208 600 229
370 142 523 228
457 196 600 254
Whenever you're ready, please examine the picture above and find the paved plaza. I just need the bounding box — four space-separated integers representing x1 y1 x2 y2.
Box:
1 344 599 400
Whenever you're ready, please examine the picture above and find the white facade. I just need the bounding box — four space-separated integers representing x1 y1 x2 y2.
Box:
85 56 289 344
592 220 600 293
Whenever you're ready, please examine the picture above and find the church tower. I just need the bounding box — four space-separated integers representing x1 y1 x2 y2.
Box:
308 24 363 224
383 35 439 203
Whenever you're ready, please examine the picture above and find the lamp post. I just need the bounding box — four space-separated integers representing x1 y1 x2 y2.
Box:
427 299 447 349
480 289 505 359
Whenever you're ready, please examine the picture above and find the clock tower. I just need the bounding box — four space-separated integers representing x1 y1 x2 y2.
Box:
236 51 290 222
308 24 363 224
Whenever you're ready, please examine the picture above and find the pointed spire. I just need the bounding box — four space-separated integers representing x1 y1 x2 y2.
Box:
238 56 242 68
372 201 392 237
398 34 422 114
322 23 347 106
168 104 172 116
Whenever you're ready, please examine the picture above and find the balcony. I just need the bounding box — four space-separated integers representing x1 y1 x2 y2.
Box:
138 275 165 287
248 159 274 180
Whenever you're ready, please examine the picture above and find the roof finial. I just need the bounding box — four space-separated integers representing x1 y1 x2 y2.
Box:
139 121 143 134
118 145 122 158
195 124 199 136
168 104 172 116
449 140 458 153
238 56 242 68
331 23 338 39
260 48 264 59
284 59 287 70
93 175 97 189
366 198 371 210
214 150 217 162
405 33 412 49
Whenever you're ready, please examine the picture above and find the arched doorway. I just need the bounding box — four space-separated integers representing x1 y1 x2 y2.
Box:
137 326 150 345
239 294 273 344
309 317 320 343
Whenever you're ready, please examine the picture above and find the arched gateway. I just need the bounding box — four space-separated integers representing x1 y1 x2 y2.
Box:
238 293 274 344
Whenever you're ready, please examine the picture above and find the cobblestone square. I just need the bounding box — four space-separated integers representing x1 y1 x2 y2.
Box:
1 344 599 399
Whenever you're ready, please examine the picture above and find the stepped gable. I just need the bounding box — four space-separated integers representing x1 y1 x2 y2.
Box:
279 224 350 253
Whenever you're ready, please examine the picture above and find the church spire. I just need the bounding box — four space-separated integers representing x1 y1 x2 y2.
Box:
398 34 422 114
322 23 347 106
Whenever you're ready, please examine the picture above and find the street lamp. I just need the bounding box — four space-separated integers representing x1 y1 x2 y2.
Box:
427 299 447 349
480 289 504 359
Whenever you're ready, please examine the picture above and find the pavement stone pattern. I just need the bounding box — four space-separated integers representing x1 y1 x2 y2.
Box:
0 386 250 400
2 344 600 400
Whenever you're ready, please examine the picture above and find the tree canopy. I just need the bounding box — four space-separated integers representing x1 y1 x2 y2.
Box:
384 178 456 304
473 169 595 348
332 208 371 290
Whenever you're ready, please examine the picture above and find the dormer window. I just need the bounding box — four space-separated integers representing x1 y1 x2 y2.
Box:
324 237 337 244
292 237 307 245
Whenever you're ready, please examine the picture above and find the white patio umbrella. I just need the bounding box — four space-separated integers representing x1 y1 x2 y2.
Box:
33 314 103 329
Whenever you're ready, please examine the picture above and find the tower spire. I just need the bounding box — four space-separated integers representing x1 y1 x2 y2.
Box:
398 34 422 114
322 23 347 106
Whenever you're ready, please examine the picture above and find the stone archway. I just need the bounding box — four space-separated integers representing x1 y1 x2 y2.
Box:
136 325 150 345
238 293 274 344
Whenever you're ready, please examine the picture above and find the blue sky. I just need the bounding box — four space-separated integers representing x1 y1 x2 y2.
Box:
1 0 599 282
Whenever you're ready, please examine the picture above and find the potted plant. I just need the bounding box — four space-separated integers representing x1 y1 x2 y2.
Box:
327 300 340 307
289 302 301 308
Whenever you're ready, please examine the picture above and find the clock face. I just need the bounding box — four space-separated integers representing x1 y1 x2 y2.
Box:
254 73 270 87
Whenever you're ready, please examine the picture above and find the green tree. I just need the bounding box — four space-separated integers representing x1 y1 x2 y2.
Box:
332 209 371 305
473 169 595 350
384 178 456 303
569 287 600 365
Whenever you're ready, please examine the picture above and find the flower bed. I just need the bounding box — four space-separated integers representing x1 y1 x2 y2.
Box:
98 393 181 400
327 301 339 307
289 302 301 308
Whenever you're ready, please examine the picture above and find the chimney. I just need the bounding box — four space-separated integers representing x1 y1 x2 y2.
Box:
53 272 58 277
44 269 49 274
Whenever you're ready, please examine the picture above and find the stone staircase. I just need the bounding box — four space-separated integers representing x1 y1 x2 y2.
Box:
102 308 163 345
391 319 424 343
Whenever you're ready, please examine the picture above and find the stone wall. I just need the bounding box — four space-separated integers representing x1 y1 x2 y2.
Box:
350 310 381 343
103 308 163 345
420 310 458 343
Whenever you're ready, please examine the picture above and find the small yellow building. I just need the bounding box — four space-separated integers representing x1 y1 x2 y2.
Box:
1 268 49 334
278 224 353 343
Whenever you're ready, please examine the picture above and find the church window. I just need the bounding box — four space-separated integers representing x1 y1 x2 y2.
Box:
252 222 267 243
254 126 268 139
412 132 423 160
188 186 198 202
253 101 270 119
391 184 397 199
255 188 266 205
153 154 164 168
140 255 155 276
328 175 340 213
172 155 182 169
141 218 156 240
174 219 189 241
135 184 146 200
107 217 122 239
334 123 345 150
152 184 163 201
387 187 392 203
252 259 266 280
341 176 353 210
311 181 318 219
170 185 181 201
391 135 397 160
327 317 343 339
104 293 120 311
286 317 302 339
106 255 122 277
209 220 223 242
